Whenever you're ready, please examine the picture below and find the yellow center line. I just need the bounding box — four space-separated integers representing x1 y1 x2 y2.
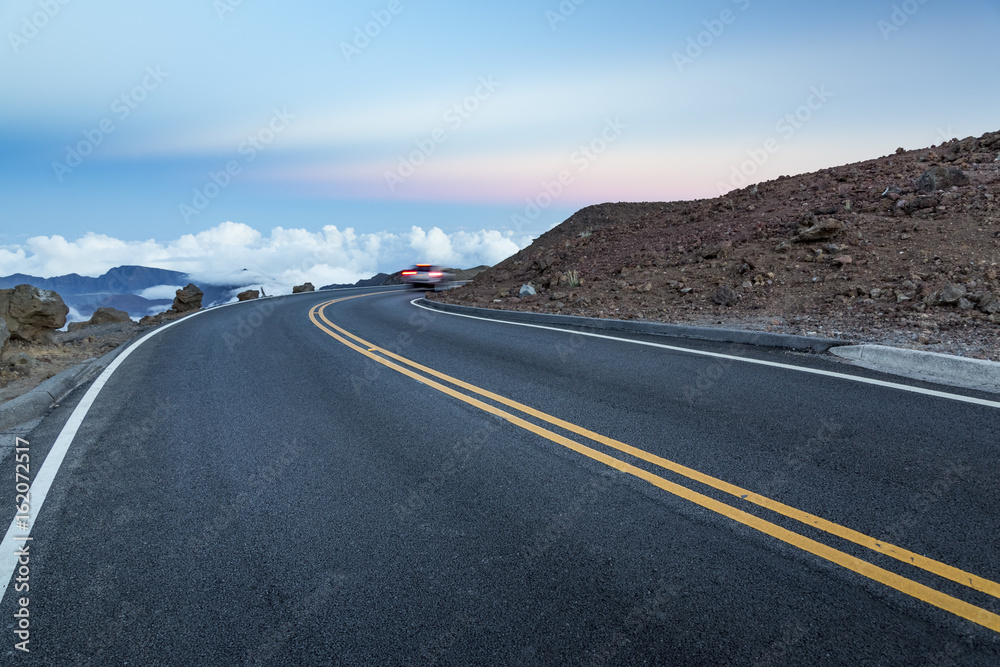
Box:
308 295 1000 634
312 296 1000 602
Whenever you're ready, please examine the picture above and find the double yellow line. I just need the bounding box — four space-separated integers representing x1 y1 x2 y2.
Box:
309 293 1000 634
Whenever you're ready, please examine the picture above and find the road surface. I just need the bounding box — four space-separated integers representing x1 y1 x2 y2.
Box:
2 287 999 665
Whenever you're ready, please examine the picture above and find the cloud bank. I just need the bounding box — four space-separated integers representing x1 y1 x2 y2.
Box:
0 221 531 296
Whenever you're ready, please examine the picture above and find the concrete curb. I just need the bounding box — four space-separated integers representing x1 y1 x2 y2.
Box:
829 344 1000 394
416 299 847 353
0 345 126 432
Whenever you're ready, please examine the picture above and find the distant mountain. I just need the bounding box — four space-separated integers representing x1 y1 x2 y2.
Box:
0 265 189 295
319 273 392 290
0 265 238 320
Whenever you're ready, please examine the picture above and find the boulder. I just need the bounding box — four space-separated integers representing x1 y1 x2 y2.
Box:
519 284 536 297
978 292 1000 314
712 285 739 307
68 307 133 332
793 219 844 242
0 284 69 342
172 284 203 313
237 290 260 301
292 282 315 294
915 166 968 193
939 283 967 304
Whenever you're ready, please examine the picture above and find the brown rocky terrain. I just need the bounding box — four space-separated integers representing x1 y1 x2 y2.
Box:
429 131 1000 360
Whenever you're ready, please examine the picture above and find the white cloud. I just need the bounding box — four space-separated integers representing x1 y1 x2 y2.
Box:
136 285 186 300
0 221 531 295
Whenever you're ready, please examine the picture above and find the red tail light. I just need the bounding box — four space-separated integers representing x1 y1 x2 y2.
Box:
429 272 442 277
401 270 417 276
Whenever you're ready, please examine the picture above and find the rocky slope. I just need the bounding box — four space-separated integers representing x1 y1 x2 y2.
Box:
429 131 1000 360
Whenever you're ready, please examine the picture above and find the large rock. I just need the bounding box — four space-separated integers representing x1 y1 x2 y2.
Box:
237 290 260 301
793 218 844 242
979 292 1000 314
292 282 315 294
172 284 203 313
915 166 968 193
67 307 133 332
939 283 967 304
519 284 536 297
0 284 69 342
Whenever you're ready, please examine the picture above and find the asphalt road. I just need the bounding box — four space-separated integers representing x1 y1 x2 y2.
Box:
2 286 999 665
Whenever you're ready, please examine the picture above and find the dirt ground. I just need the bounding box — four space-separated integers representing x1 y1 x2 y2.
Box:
430 131 1000 361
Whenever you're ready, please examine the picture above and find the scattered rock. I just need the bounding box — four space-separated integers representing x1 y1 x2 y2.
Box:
8 351 41 376
550 291 568 301
915 166 968 193
237 290 260 301
172 284 204 313
292 282 316 294
0 284 70 343
712 285 739 307
939 283 967 304
978 292 1000 314
958 297 975 311
699 242 732 260
793 218 844 242
831 255 853 266
519 284 536 297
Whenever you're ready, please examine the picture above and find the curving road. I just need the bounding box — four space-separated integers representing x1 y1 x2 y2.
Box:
2 287 999 665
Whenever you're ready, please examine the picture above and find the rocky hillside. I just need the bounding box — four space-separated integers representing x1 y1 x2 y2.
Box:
430 131 1000 360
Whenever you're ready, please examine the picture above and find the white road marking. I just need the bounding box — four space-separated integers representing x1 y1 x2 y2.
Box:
410 299 1000 410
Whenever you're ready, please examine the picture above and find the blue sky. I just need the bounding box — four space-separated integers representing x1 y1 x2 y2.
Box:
1 0 999 287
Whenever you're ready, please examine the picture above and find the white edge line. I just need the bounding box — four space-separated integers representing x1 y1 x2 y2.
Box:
0 302 242 601
410 299 1000 410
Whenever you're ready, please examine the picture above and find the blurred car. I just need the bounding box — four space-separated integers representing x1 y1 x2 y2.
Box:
400 264 454 290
